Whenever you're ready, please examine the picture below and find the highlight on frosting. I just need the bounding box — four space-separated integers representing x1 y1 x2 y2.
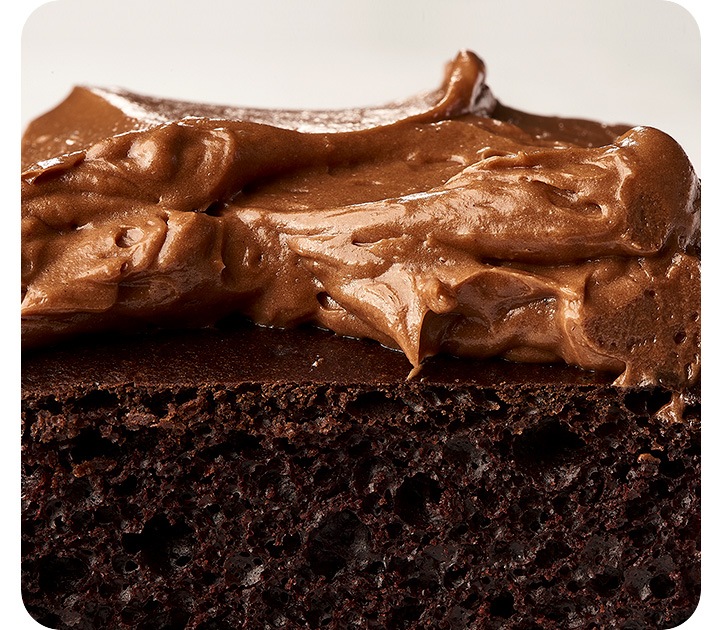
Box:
21 51 700 390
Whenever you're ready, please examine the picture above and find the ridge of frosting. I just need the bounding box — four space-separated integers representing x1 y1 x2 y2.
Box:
21 51 700 391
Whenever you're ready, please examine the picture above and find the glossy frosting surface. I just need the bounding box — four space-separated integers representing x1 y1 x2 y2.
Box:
21 51 700 389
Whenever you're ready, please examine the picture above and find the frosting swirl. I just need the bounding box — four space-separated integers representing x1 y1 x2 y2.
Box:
21 51 700 389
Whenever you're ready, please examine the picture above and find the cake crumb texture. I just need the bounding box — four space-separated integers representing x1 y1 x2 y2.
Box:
21 332 700 629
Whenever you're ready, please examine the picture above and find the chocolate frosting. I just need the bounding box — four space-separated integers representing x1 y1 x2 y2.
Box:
21 51 700 390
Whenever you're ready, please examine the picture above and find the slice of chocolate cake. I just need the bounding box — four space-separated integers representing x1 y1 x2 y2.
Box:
21 52 700 629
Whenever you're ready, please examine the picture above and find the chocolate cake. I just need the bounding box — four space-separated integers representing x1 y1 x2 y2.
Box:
21 52 700 629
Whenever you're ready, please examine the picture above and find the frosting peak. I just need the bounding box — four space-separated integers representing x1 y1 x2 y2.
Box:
21 51 700 390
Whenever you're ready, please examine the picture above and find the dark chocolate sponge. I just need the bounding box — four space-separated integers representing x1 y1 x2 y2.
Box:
21 324 700 629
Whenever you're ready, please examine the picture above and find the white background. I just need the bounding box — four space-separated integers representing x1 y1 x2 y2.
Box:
22 0 700 170
6 1 715 628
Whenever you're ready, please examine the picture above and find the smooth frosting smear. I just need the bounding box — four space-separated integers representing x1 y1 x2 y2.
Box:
21 51 700 390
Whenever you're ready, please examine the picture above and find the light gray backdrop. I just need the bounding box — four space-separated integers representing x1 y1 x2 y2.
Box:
22 0 700 171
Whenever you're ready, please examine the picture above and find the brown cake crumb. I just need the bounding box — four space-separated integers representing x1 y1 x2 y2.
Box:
21 325 700 629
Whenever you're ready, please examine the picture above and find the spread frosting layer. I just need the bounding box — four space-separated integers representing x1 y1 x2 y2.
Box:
21 51 700 390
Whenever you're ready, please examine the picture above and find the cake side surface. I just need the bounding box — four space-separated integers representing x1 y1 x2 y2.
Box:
22 327 700 630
